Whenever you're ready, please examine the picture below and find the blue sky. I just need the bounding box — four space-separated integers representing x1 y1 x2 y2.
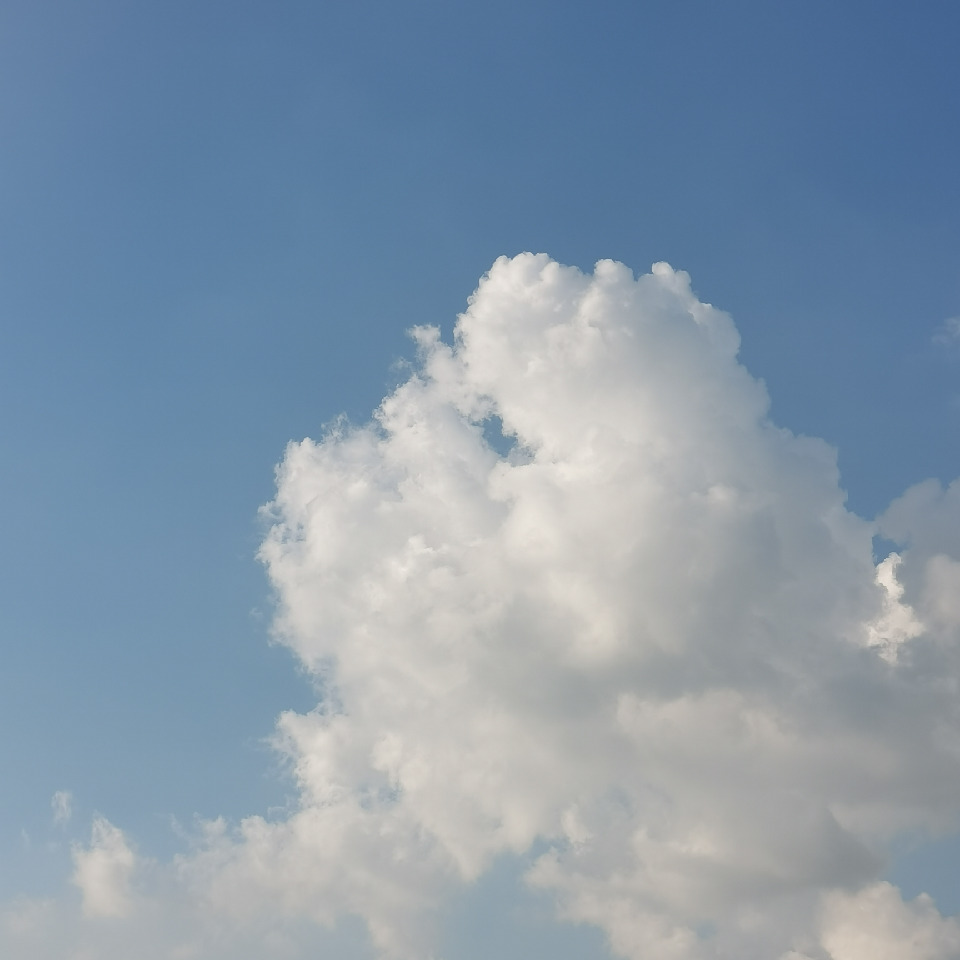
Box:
2 2 960 958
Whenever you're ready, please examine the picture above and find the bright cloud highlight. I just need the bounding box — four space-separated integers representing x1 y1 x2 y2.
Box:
6 254 960 959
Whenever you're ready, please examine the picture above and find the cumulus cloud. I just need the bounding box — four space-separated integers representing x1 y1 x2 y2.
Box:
5 254 960 959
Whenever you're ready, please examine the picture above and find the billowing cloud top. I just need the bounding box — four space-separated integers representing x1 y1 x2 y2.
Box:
8 255 960 960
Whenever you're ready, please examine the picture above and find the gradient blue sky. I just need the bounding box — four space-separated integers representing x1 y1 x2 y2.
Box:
2 1 960 955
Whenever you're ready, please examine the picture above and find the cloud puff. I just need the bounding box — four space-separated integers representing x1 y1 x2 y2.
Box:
72 817 137 919
5 254 960 959
816 882 960 960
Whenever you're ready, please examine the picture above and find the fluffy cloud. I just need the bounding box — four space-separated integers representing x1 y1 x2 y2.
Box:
5 255 960 959
819 882 960 960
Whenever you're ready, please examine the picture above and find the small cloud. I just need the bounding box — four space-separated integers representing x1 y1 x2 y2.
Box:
933 316 960 347
51 791 72 827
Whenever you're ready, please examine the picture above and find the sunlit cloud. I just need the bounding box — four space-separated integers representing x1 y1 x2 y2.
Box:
5 255 960 960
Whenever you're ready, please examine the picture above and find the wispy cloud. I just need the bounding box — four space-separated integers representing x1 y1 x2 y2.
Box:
933 316 960 347
50 791 72 827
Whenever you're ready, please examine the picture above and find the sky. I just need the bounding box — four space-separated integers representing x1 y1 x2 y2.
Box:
1 1 960 958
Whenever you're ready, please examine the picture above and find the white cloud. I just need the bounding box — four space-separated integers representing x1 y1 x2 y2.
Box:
863 553 923 660
880 479 960 635
5 254 960 959
51 790 72 827
820 882 960 960
72 817 137 918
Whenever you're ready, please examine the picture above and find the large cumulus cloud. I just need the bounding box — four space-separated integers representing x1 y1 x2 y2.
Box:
6 254 960 959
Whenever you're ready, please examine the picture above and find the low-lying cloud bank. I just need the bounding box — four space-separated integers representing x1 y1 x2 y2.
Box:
8 254 960 959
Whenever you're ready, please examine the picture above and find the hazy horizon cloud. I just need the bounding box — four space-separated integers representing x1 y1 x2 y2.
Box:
6 255 960 960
